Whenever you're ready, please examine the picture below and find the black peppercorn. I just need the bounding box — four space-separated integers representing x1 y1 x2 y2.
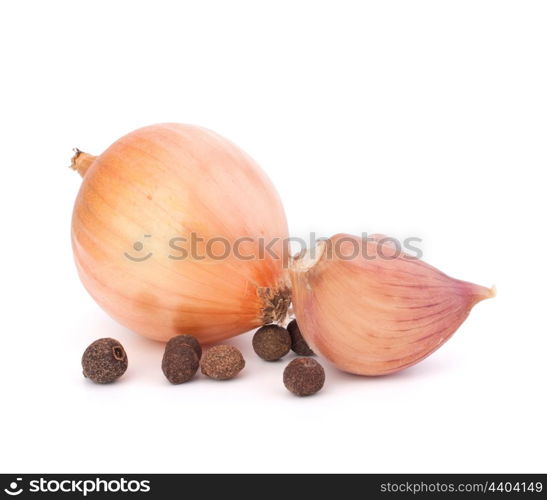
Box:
252 324 291 361
82 338 128 384
201 345 245 380
287 319 314 356
283 357 325 396
165 334 202 360
162 337 200 384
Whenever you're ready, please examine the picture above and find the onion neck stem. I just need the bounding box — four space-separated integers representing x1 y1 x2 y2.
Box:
70 149 97 177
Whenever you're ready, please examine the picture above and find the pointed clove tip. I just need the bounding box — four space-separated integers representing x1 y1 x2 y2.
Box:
472 284 496 306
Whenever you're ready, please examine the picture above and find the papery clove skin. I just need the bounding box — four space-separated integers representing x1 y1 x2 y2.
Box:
289 234 495 376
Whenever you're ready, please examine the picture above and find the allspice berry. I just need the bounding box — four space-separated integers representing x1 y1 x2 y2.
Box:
252 324 291 361
201 345 245 380
283 358 325 396
287 319 314 356
165 334 202 360
162 337 200 384
82 338 128 384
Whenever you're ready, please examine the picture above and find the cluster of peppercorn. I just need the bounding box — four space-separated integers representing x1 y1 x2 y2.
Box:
81 319 325 397
253 320 325 396
162 336 245 382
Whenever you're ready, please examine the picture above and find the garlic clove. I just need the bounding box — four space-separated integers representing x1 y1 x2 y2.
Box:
289 234 495 376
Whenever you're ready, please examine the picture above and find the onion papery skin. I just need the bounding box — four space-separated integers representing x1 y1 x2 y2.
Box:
289 234 494 376
71 124 289 343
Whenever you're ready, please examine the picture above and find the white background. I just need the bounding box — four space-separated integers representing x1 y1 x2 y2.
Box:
1 1 545 473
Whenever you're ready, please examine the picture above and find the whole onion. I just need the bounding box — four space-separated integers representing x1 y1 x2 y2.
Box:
71 123 290 343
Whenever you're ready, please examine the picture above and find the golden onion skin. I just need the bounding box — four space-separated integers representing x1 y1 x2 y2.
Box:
71 124 289 343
